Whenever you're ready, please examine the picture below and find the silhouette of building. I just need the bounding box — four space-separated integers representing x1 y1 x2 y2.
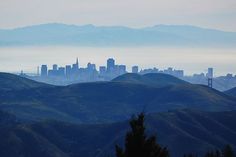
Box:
132 66 139 73
41 65 48 77
65 65 72 78
53 64 58 71
72 58 79 76
107 58 115 73
99 66 106 75
58 67 65 77
118 65 126 75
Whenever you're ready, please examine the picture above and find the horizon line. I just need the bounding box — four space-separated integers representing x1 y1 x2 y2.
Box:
1 22 235 33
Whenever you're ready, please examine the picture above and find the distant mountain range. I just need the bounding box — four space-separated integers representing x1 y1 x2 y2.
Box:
0 72 235 124
0 23 236 47
0 109 236 157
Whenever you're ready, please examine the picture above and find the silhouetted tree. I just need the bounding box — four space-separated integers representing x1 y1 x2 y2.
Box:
202 145 234 157
115 113 169 157
222 145 234 157
205 150 221 157
183 154 198 157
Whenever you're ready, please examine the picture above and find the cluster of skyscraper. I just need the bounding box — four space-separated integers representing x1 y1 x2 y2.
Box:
41 58 132 81
40 58 186 82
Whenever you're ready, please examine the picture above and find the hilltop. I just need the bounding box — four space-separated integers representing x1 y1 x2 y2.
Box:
112 73 188 87
0 73 235 123
0 72 51 91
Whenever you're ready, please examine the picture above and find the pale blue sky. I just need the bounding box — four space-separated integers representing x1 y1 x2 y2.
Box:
0 0 236 31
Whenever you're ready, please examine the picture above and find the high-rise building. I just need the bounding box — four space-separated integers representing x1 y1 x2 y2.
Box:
132 66 139 73
118 65 126 75
65 65 72 78
41 65 48 77
99 66 106 75
72 58 79 75
53 64 58 71
87 63 96 72
107 58 115 73
58 67 65 77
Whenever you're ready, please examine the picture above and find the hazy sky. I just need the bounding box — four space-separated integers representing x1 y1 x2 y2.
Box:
0 0 236 31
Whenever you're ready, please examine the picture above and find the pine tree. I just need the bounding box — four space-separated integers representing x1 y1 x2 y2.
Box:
222 145 234 157
115 113 169 157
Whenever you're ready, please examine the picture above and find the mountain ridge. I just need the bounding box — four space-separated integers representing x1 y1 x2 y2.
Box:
1 23 235 47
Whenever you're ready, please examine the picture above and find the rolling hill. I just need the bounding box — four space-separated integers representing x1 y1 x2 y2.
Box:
225 87 236 97
0 73 235 123
0 109 235 157
0 23 236 47
112 73 188 87
0 72 51 91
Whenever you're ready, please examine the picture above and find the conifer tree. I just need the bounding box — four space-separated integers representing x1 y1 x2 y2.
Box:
115 113 169 157
222 145 234 157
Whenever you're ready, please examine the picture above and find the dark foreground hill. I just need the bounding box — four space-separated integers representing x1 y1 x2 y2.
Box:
0 73 236 123
0 109 236 157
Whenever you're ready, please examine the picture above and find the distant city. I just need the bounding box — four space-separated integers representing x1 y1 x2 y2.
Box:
20 58 236 91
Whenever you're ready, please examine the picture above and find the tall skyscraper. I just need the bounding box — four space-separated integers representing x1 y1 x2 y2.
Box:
72 58 79 75
87 63 96 72
41 65 48 77
107 58 115 73
65 65 72 78
75 57 79 69
53 64 58 71
99 66 106 75
132 66 139 73
58 67 65 77
118 65 126 75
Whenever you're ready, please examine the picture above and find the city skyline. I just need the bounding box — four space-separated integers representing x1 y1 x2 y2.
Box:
18 57 236 91
35 57 227 79
17 56 236 78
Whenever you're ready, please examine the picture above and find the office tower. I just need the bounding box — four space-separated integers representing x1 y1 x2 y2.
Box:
58 67 65 77
48 70 54 77
72 58 79 76
65 65 72 78
53 64 58 71
99 66 106 75
132 66 139 73
118 65 126 75
75 57 79 69
173 70 184 78
165 67 173 75
41 65 48 77
107 58 115 73
87 63 96 72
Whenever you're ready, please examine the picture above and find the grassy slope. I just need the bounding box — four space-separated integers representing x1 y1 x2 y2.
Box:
0 73 236 123
0 110 236 157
